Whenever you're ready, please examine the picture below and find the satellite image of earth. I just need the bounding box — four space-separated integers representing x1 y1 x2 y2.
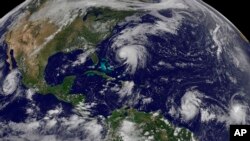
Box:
0 0 250 141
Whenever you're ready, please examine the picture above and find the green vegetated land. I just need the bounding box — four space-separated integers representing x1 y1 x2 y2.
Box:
38 76 84 106
84 70 115 81
20 8 135 105
107 109 194 141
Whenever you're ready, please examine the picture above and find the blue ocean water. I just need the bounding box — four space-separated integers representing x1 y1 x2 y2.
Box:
1 10 250 141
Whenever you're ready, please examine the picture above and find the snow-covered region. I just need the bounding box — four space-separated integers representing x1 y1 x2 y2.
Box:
179 89 203 121
2 69 21 95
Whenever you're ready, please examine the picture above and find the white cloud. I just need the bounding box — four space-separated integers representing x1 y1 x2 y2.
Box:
111 10 184 74
117 45 148 74
0 102 106 141
210 24 222 59
2 69 20 95
229 103 248 125
179 89 203 121
142 97 153 105
28 0 188 26
119 120 144 141
26 89 35 101
72 49 95 67
200 108 216 122
47 107 62 116
118 81 135 97
84 119 104 141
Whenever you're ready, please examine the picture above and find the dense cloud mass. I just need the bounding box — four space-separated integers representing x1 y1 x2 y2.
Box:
0 0 250 141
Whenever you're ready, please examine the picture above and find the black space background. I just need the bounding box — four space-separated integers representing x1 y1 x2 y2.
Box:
0 0 249 40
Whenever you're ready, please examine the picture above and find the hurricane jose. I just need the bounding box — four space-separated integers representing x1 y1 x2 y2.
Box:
0 0 250 141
